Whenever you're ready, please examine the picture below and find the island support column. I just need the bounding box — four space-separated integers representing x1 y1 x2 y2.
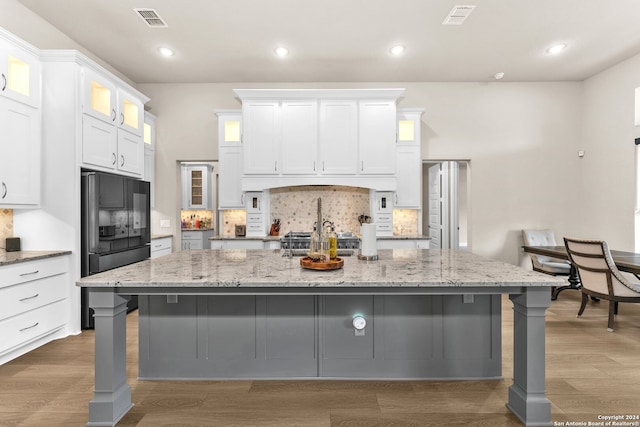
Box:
86 289 133 427
508 288 552 427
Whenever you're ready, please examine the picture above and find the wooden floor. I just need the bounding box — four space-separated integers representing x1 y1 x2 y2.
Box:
1 290 639 427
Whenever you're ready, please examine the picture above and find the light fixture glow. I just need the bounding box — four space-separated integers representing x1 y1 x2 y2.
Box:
494 72 505 80
546 43 567 55
274 47 289 57
157 47 174 57
390 45 406 55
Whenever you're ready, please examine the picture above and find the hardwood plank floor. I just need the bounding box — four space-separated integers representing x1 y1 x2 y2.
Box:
1 290 639 427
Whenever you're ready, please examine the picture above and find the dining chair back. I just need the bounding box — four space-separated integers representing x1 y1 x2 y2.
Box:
522 229 571 275
564 237 640 331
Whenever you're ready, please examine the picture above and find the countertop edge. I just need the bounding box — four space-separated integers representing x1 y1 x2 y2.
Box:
0 250 72 267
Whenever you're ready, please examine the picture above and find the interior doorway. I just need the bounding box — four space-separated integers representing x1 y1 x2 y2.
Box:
422 161 469 250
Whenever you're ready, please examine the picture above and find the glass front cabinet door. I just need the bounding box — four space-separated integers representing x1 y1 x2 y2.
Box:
0 37 41 108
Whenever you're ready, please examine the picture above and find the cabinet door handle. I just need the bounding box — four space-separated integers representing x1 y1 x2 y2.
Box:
111 108 116 122
19 293 39 302
112 153 117 165
395 194 398 204
241 193 244 204
120 155 125 167
361 161 364 172
274 161 277 172
120 113 125 126
19 322 39 332
19 270 39 276
1 73 6 91
1 182 6 199
313 161 316 172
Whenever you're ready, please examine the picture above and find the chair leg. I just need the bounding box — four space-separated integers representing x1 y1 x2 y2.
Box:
577 292 588 317
614 301 619 315
607 301 616 332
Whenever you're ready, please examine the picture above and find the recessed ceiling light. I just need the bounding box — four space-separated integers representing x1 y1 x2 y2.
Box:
493 72 505 80
390 45 406 55
157 47 174 57
546 43 567 55
274 47 289 57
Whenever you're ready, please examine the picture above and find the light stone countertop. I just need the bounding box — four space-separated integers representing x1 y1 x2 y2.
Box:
151 234 173 240
0 250 71 267
77 249 561 289
377 234 430 240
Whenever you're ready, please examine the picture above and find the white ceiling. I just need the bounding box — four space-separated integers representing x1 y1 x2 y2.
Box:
17 0 640 84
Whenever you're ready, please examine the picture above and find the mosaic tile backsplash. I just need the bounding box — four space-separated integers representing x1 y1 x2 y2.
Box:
220 186 418 237
0 209 13 248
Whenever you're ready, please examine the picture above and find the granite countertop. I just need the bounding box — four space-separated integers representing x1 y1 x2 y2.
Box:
77 249 561 289
181 228 214 231
0 250 72 267
151 234 173 240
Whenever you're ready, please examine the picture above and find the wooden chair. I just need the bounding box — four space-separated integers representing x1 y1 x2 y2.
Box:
564 237 640 332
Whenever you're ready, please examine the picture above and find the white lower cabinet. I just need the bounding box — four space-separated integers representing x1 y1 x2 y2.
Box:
376 239 430 249
150 237 172 258
0 255 70 364
181 230 213 250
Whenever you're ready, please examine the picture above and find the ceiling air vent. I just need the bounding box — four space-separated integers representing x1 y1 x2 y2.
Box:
134 8 168 28
442 5 476 25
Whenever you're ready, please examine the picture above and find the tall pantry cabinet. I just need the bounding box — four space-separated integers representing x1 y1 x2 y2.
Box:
0 28 41 208
14 49 149 334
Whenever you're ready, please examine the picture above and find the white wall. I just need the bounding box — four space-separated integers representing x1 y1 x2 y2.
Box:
139 82 583 264
578 54 640 252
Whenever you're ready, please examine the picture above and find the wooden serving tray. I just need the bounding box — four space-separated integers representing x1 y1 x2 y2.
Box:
300 257 344 270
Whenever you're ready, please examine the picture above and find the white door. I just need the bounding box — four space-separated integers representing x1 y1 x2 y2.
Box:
428 164 442 249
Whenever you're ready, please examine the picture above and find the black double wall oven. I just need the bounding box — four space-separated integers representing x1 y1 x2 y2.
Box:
81 170 151 329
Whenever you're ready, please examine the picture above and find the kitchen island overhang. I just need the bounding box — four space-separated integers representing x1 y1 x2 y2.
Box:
79 249 561 427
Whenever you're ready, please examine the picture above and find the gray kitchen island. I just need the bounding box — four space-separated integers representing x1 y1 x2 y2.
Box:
77 248 561 427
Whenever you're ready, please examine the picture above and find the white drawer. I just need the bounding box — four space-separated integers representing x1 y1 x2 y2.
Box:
182 231 203 240
0 271 68 322
246 223 264 232
151 237 172 252
0 256 68 290
0 299 67 356
210 240 224 250
376 223 393 231
246 213 263 223
376 214 393 223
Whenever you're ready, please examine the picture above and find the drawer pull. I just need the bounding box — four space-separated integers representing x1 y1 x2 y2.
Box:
19 322 39 332
19 270 39 276
19 293 40 302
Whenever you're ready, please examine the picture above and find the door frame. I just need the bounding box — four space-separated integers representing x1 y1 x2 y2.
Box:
422 160 471 251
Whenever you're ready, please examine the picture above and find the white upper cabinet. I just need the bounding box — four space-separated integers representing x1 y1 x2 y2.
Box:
358 100 397 174
395 109 423 208
181 164 213 210
233 89 404 190
281 100 318 175
82 67 117 124
81 67 145 177
0 36 41 108
0 96 40 206
144 112 156 208
319 100 357 174
0 31 41 208
243 101 280 174
217 110 244 209
117 88 143 137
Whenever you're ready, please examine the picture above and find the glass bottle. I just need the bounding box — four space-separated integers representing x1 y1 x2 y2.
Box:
328 225 338 260
310 225 320 256
321 225 330 262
